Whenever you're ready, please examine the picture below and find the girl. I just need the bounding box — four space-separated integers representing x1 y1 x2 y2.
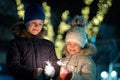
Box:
59 26 96 80
6 3 59 80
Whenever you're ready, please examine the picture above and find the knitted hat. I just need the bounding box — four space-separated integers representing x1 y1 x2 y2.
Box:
24 3 45 24
70 15 87 28
65 26 87 48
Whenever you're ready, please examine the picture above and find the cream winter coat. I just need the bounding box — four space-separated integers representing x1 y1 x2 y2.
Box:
60 43 97 80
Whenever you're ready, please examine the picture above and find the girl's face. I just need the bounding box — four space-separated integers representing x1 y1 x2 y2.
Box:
26 19 44 35
66 41 81 54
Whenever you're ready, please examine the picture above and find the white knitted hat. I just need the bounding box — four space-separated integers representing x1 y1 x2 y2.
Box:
65 26 87 48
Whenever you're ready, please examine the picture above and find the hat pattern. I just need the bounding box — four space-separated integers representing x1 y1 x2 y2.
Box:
24 3 45 24
65 26 87 48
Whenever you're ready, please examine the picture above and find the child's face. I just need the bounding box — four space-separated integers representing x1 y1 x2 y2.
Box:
66 41 81 54
26 19 44 35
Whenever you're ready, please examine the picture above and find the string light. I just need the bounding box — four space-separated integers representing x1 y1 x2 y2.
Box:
15 0 112 58
42 2 55 42
15 0 24 19
82 0 112 42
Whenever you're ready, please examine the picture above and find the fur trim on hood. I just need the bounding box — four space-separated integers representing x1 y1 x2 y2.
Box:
82 43 97 55
11 22 46 39
62 43 97 57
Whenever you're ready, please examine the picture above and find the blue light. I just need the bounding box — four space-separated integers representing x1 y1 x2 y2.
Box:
91 37 96 43
0 65 2 71
100 71 108 79
111 71 117 78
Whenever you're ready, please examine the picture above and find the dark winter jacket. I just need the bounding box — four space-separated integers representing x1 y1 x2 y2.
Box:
6 22 60 80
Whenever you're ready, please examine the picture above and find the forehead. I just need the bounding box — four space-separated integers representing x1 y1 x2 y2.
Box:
67 41 79 45
28 19 44 23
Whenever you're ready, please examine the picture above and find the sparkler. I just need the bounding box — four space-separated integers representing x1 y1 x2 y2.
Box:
57 60 67 67
57 60 74 72
45 61 52 66
44 61 55 77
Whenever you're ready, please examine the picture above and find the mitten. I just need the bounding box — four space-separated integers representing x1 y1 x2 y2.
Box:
33 68 43 79
44 64 55 77
60 67 72 80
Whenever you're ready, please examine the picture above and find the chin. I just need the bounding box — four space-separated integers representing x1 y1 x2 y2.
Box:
32 33 38 35
70 52 75 54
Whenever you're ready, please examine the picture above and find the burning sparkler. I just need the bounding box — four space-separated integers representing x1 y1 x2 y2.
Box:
44 61 55 77
57 60 67 66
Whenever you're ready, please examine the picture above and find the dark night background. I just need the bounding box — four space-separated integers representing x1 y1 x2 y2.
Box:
0 0 120 80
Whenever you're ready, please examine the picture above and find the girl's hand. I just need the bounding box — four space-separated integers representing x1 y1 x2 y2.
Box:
60 67 73 80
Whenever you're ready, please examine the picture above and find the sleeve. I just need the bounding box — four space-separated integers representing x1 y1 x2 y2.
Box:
6 40 33 77
72 58 96 80
48 43 60 79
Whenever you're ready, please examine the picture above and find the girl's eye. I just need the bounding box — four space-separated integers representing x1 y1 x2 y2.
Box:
31 22 43 27
38 23 42 26
67 43 71 45
32 22 37 25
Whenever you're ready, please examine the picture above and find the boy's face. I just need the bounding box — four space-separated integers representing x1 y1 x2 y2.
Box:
26 19 44 35
66 41 81 54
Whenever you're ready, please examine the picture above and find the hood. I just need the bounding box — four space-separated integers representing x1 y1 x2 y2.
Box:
11 22 46 38
82 43 97 56
62 43 97 57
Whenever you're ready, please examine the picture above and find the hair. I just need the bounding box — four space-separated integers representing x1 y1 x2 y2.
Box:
11 22 47 39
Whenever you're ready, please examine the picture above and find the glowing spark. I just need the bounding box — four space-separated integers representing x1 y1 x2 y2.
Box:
57 60 67 66
45 60 52 66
